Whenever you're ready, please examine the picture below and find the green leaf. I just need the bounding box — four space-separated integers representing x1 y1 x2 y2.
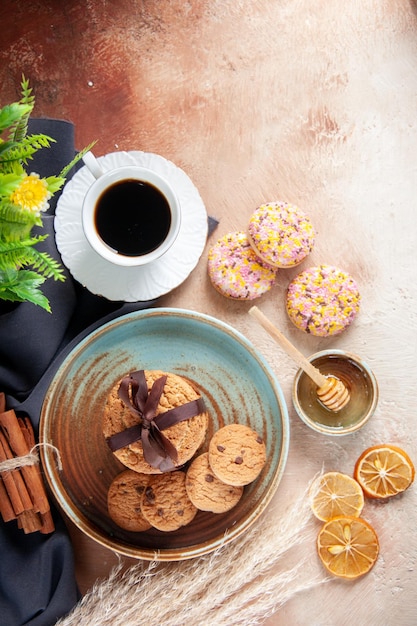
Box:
0 266 18 283
0 206 36 241
0 201 39 225
45 175 65 195
0 237 65 282
19 76 35 107
9 76 35 143
0 133 56 166
0 268 51 311
0 140 20 156
0 235 47 269
0 103 32 134
0 172 24 196
30 249 66 281
59 140 97 178
0 226 38 244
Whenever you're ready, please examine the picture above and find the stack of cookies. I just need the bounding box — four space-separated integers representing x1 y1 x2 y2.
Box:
103 370 209 474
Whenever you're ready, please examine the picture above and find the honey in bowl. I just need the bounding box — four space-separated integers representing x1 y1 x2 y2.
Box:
292 350 378 435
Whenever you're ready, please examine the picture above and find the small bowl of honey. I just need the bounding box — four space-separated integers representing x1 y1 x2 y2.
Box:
292 349 378 435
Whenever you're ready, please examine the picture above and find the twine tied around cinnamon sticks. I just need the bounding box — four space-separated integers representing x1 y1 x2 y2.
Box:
0 442 62 472
0 392 57 534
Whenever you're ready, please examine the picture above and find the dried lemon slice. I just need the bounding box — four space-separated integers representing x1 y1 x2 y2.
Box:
354 444 415 499
317 515 379 579
309 471 364 521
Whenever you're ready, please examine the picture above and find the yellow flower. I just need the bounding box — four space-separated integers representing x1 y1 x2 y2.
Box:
10 173 51 215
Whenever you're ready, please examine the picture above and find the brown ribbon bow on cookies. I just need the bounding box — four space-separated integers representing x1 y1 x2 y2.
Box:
106 370 206 472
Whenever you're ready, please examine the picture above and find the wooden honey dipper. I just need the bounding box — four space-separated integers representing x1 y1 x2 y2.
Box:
249 306 350 411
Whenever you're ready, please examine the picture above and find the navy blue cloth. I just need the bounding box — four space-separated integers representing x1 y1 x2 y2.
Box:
0 119 156 626
0 510 79 626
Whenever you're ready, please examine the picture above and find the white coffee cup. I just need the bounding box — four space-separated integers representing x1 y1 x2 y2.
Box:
81 152 181 266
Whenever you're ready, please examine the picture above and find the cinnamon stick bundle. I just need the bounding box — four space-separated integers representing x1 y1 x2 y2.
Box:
0 392 55 534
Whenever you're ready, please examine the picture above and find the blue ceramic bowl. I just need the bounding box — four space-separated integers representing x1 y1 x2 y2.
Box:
40 308 289 560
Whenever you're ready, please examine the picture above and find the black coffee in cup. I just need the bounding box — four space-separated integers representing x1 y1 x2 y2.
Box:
94 179 171 256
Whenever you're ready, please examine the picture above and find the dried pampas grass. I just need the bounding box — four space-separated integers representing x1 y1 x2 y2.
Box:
57 486 329 626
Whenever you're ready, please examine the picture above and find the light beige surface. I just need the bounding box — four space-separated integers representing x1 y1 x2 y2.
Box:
163 3 417 623
2 1 417 623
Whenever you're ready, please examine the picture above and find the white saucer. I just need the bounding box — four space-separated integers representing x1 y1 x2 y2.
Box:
54 151 208 301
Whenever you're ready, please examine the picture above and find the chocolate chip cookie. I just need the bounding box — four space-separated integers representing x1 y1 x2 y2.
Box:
107 470 152 532
140 471 197 532
185 452 243 513
208 424 266 486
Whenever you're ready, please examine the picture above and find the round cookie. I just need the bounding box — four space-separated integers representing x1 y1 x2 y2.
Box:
103 370 209 474
107 470 152 532
247 201 315 268
286 264 360 337
141 471 197 532
207 231 277 300
208 424 266 487
185 452 243 514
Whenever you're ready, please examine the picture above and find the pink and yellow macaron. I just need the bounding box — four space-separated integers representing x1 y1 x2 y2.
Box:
247 201 315 268
208 231 277 300
286 264 360 337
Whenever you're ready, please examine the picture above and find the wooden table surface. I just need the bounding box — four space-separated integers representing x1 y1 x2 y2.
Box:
1 1 417 624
